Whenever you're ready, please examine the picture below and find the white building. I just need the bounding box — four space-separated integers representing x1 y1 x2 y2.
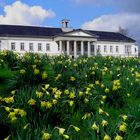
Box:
0 20 138 58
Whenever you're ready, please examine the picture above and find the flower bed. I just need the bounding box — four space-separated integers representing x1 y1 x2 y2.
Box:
0 51 140 140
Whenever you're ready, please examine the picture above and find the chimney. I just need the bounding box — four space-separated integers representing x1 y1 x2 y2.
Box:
61 19 73 32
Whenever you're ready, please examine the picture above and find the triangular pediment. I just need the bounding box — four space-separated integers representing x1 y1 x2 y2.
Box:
64 29 96 37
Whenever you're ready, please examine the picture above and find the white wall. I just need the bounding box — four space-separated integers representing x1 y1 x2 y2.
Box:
0 37 138 57
96 41 138 57
0 37 60 55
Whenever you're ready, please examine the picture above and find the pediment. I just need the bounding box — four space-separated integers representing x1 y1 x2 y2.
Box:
64 29 95 37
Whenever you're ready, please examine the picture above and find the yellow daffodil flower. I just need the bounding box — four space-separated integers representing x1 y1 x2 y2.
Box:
42 132 51 140
28 98 36 105
103 134 111 140
115 135 123 140
101 120 108 127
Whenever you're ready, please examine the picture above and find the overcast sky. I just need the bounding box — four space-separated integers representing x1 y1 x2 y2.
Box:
0 0 140 42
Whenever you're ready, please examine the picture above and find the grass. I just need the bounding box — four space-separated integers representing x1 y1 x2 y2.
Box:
0 50 140 140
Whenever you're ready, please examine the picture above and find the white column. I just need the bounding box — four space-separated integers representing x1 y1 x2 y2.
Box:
81 41 84 56
88 41 91 57
74 41 77 58
66 41 70 56
94 43 97 56
59 41 62 54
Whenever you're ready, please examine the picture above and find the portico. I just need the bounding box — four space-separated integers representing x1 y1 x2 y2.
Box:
54 29 98 58
58 40 96 58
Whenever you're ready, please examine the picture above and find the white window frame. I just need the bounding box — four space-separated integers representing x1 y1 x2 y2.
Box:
110 46 113 53
46 43 50 51
38 43 42 51
11 42 16 50
20 43 25 51
29 43 33 51
116 46 119 53
104 45 107 52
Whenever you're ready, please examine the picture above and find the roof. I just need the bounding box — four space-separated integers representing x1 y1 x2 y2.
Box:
0 25 63 38
86 30 135 43
0 25 136 43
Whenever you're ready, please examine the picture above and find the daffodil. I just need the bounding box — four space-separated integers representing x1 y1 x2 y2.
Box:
41 101 47 107
52 99 57 104
69 100 74 106
4 97 14 104
18 109 26 117
103 134 111 140
69 92 75 99
79 91 84 96
101 120 108 127
119 123 127 133
11 90 17 95
95 80 100 85
91 122 99 133
72 125 80 132
42 72 48 79
4 135 11 140
42 132 51 140
99 108 104 114
46 101 52 109
82 113 91 120
4 106 11 112
70 76 76 81
55 74 61 80
34 68 40 75
115 134 123 140
105 88 109 93
14 108 19 114
84 98 89 103
122 115 128 121
28 98 36 105
58 128 65 135
23 123 30 130
63 134 69 139
20 69 26 74
36 91 43 98
64 89 69 94
45 84 50 89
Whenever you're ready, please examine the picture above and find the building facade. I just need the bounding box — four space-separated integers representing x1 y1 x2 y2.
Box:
0 20 138 58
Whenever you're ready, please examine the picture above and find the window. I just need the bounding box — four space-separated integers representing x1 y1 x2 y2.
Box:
20 43 24 51
91 45 94 52
11 42 16 50
97 45 101 53
110 46 113 53
135 48 137 53
84 46 87 52
71 46 74 52
58 46 60 51
0 40 2 50
104 46 107 52
46 43 50 51
38 43 42 51
29 43 33 51
78 45 81 52
125 45 131 54
116 46 119 53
